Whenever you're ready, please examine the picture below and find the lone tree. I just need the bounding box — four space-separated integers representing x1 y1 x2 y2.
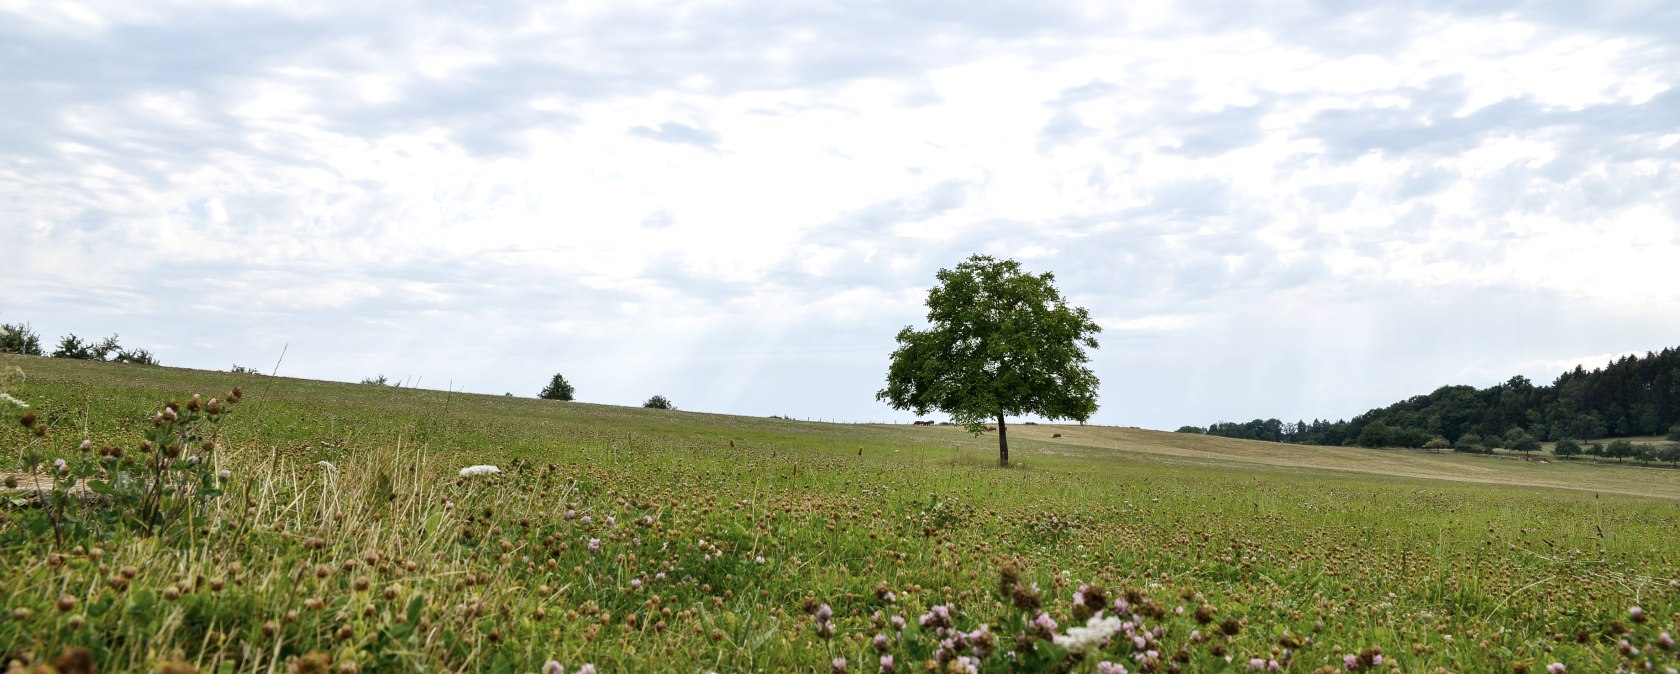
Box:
877 254 1101 467
538 373 575 401
643 395 674 410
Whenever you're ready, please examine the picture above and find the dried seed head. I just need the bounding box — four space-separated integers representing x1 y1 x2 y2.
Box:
56 594 77 612
19 411 36 427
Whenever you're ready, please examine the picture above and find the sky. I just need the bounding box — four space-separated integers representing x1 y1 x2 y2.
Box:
4 0 1680 430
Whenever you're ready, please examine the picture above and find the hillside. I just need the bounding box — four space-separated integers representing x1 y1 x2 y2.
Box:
2 354 1677 673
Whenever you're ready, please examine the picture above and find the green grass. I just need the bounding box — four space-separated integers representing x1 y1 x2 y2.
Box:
1 354 1677 673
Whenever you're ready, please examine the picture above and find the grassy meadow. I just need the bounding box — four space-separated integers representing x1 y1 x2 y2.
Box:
1 354 1677 673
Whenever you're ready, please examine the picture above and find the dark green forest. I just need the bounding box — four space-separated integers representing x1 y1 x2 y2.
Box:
1182 346 1680 450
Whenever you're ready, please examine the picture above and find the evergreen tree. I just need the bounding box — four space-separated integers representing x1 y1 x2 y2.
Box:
538 373 576 401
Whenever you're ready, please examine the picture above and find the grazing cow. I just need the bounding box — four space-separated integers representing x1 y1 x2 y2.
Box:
1052 433 1062 438
986 425 998 432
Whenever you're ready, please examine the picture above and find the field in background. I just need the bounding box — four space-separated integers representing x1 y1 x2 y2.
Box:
1 355 1677 673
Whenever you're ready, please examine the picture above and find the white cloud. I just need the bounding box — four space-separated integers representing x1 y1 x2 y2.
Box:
4 0 1680 428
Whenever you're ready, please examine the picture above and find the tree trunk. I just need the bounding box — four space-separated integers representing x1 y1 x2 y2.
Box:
997 413 1009 467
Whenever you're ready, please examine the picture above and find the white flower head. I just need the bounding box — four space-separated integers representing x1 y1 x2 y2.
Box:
0 392 27 409
1053 613 1124 654
459 464 500 477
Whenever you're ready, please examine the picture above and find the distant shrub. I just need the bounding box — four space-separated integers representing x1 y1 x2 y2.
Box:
0 322 43 355
1553 438 1582 459
1174 426 1205 434
47 333 156 365
229 364 263 375
1505 428 1540 455
112 348 158 366
1633 443 1659 464
643 395 674 410
1667 423 1680 442
1423 437 1451 451
1606 439 1635 462
1454 433 1485 454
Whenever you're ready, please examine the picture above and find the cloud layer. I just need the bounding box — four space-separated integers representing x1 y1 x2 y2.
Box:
4 0 1679 428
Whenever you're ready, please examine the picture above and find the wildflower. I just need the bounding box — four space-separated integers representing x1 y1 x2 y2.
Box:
1054 613 1122 653
879 654 895 674
588 538 600 551
1658 632 1673 649
218 469 232 479
631 578 642 588
1031 611 1058 636
543 662 564 674
53 458 68 473
582 515 593 524
458 465 500 477
755 555 766 564
0 392 27 409
950 656 978 674
873 634 889 651
1097 663 1129 674
655 572 666 581
578 666 597 674
1546 664 1565 674
316 461 337 471
79 439 91 451
890 614 906 631
1250 658 1266 670
831 657 847 674
566 509 576 519
1629 606 1647 623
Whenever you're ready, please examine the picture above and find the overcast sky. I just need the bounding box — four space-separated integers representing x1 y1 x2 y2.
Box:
4 0 1679 429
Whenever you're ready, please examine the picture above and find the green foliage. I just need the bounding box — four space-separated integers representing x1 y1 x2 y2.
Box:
1284 346 1680 446
1660 443 1680 465
0 322 43 356
1357 421 1392 448
48 333 155 365
1606 439 1635 462
1454 433 1486 454
1667 423 1680 442
1174 425 1205 434
1632 443 1659 464
111 348 157 366
878 255 1100 466
1553 438 1583 459
1505 427 1540 454
51 334 93 360
538 373 575 401
361 374 390 385
1423 436 1451 451
642 394 674 410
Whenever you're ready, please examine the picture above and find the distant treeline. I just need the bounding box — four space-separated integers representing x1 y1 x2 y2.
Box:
1180 346 1680 448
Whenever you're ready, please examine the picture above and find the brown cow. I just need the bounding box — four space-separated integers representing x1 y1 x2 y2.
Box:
1052 433 1062 438
985 425 998 432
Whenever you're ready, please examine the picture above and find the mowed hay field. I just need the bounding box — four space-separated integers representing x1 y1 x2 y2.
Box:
1 355 1677 673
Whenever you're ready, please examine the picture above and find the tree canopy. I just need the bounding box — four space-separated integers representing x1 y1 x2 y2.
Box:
538 373 575 401
642 395 674 410
877 255 1101 466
